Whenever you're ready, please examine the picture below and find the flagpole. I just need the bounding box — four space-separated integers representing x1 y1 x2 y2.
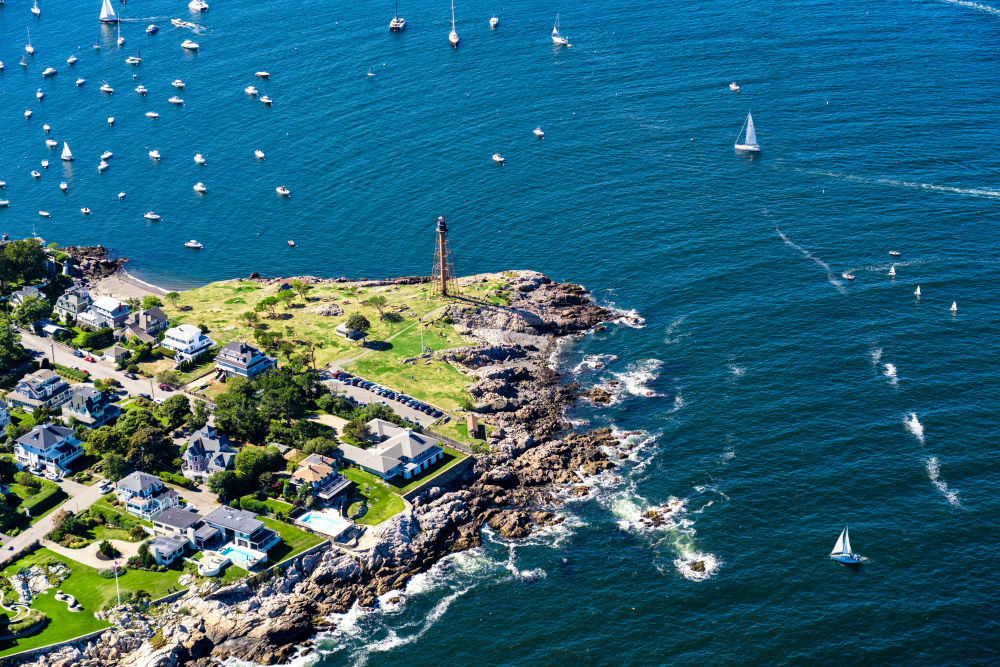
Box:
114 558 121 606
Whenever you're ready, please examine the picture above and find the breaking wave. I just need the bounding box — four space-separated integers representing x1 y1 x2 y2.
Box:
925 456 963 508
776 228 847 295
664 316 690 345
571 353 619 375
869 347 883 366
728 363 746 379
904 412 925 444
883 363 898 387
609 358 662 398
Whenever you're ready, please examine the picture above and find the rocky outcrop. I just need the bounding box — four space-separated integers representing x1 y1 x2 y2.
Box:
63 245 126 281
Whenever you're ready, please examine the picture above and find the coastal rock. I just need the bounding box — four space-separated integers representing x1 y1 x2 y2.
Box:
313 302 344 317
585 387 613 404
64 245 126 281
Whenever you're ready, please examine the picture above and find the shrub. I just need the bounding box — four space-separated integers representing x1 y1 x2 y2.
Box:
98 567 126 579
238 496 268 515
129 524 147 541
99 540 121 558
158 471 195 490
22 483 66 516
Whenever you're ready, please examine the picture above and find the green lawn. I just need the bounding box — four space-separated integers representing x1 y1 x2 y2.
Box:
340 468 405 525
0 548 184 657
430 419 493 446
260 517 324 563
92 496 153 528
345 356 472 410
386 447 467 494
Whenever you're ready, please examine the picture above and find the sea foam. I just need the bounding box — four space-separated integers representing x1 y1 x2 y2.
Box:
883 363 899 387
904 412 925 444
925 456 963 508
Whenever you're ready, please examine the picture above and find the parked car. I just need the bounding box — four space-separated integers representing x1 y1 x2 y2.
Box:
98 483 113 494
44 471 60 482
84 356 96 363
158 383 174 392
123 372 138 380
138 393 152 400
72 349 85 358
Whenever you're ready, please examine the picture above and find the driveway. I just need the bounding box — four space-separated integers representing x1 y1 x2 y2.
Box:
43 536 142 569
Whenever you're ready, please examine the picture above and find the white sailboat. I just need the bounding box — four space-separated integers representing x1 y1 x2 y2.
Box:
31 0 40 17
26 29 35 56
734 112 760 152
914 285 921 297
888 265 896 277
490 14 499 29
99 0 118 23
117 22 125 48
552 14 569 46
61 142 74 161
830 526 862 565
389 0 406 31
449 0 459 47
950 301 957 313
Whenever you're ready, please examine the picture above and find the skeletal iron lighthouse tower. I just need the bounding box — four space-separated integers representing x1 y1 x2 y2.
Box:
432 215 457 297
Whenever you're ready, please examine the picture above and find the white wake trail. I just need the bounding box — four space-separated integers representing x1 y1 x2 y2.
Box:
939 0 1000 17
904 412 925 444
925 456 963 508
776 229 846 295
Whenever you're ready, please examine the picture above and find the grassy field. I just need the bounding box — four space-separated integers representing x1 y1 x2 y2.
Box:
0 548 183 657
340 468 405 525
430 419 493 447
261 517 324 562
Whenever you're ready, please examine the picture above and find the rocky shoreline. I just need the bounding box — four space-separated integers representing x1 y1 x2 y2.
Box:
24 270 623 667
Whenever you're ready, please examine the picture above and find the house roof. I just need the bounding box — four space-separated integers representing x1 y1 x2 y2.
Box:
203 507 264 534
339 420 440 475
194 522 219 540
185 426 236 467
16 423 75 450
92 296 126 313
149 536 188 554
293 462 333 484
116 471 162 494
21 369 61 387
153 506 202 530
166 323 203 340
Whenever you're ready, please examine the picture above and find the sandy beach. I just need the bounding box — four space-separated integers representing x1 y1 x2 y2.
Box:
86 269 169 300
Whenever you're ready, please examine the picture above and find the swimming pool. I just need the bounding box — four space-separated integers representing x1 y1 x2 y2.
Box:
297 510 353 539
218 544 266 569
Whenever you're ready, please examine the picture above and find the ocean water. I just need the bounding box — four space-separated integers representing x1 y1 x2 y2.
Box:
4 0 1000 664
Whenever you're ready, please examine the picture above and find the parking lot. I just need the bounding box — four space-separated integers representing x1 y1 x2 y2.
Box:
324 371 445 427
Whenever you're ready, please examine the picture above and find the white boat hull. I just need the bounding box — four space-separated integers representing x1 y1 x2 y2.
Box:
734 143 760 152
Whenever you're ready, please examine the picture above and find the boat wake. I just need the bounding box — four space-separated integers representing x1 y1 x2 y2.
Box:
924 456 963 508
799 168 1000 199
904 412 925 444
869 346 883 366
883 363 899 387
939 0 1000 17
776 228 846 295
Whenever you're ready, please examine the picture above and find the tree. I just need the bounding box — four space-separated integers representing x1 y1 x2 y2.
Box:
213 377 267 443
164 292 181 309
6 421 29 443
278 290 296 309
160 394 191 430
342 418 371 443
291 279 309 300
303 437 338 456
86 426 120 457
242 311 259 329
104 453 127 482
234 446 271 486
346 313 371 336
141 295 163 310
99 540 121 559
113 406 161 441
255 296 279 319
365 295 388 320
0 239 46 292
257 367 309 424
207 470 243 501
137 541 155 568
186 400 210 431
124 297 141 312
156 370 181 388
0 316 26 370
127 427 170 469
13 295 52 326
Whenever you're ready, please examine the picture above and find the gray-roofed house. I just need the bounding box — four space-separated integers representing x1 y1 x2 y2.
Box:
150 506 219 549
62 384 120 428
10 286 44 307
148 536 188 566
339 419 444 481
53 286 92 323
214 341 277 380
203 507 280 553
116 307 169 345
181 425 236 481
7 369 73 410
13 423 84 474
115 471 180 519
104 345 130 363
77 296 130 329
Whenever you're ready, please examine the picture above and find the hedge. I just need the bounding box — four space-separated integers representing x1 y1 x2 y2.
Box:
158 471 196 490
238 496 269 515
159 347 176 359
21 483 66 516
53 363 91 382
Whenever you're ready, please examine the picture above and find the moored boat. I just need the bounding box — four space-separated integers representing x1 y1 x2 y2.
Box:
193 182 207 193
276 185 290 196
189 0 209 11
184 239 203 248
181 39 200 50
194 153 206 165
143 211 161 221
61 142 74 161
168 96 184 104
145 111 159 119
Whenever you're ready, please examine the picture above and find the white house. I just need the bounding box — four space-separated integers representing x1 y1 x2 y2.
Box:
14 423 84 475
149 506 219 550
0 399 10 430
7 369 73 410
339 419 444 480
203 507 280 555
161 324 214 362
115 471 180 520
77 296 130 329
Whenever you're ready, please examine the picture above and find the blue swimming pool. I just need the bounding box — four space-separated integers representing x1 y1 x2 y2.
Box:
297 510 352 539
218 544 262 569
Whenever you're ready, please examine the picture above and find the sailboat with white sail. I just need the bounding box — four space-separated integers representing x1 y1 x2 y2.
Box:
448 0 459 47
61 142 74 162
99 0 118 23
830 526 862 565
734 112 760 152
551 14 569 46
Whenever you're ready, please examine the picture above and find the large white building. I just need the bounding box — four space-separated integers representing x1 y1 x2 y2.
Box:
77 296 130 329
161 324 214 361
14 423 84 475
339 419 444 480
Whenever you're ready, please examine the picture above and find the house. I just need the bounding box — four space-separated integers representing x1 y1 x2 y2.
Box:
53 286 92 323
7 369 73 410
214 341 277 380
0 399 10 430
116 308 169 345
115 471 180 520
62 384 120 428
203 507 280 553
14 423 84 474
161 324 214 362
104 345 130 363
291 454 351 503
339 419 444 481
10 286 44 307
181 425 236 481
147 536 188 566
149 506 219 550
77 296 130 329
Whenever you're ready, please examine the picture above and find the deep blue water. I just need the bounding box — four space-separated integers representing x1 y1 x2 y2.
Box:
3 0 1000 664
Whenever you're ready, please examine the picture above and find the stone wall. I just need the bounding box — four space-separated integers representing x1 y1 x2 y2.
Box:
402 456 475 502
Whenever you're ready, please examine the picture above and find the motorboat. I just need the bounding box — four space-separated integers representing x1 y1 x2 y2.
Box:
24 109 33 119
184 239 203 248
0 61 4 72
61 142 74 161
734 112 761 152
492 153 505 164
43 124 51 132
490 15 499 29
259 95 273 105
552 13 569 46
0 201 9 208
135 84 149 94
31 170 42 179
146 24 159 35
99 0 118 23
42 67 57 77
448 0 459 47
194 153 206 165
729 82 740 92
76 77 86 86
39 211 51 218
98 161 109 172
31 1 40 17
46 139 57 148
276 186 290 196
81 207 92 215
107 116 115 125
143 211 161 221
118 191 126 199
288 240 295 247
67 55 78 65
830 526 862 566
101 151 113 160
148 149 161 160
36 89 44 100
389 0 406 31
255 149 265 159
0 182 5 188
59 182 68 192
145 111 159 119
168 96 184 104
245 85 258 96
193 182 207 193
189 0 209 11
100 81 114 93
41 160 49 168
181 40 200 50
172 79 185 88
888 250 901 257
841 272 855 281
126 54 142 65
171 19 196 28
533 126 544 138
255 71 270 78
